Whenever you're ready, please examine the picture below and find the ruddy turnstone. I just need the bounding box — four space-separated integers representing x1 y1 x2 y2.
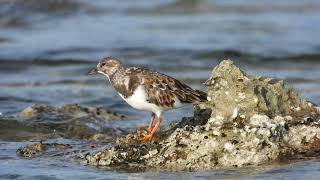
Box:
88 57 207 141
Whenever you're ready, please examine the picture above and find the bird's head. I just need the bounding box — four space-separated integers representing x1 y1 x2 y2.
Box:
87 57 123 77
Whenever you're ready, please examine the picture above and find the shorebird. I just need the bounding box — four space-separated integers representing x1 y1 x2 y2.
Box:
88 57 207 141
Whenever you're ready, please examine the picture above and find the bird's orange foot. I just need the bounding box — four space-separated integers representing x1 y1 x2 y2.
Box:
140 132 154 142
137 127 152 135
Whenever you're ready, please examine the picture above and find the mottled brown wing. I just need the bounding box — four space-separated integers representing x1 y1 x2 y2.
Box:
129 68 207 107
143 73 176 107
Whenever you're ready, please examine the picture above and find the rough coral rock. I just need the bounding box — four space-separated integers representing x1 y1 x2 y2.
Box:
79 60 320 171
204 60 315 120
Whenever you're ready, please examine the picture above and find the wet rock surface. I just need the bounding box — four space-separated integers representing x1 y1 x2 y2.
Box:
1 104 126 141
79 60 320 171
6 104 127 162
16 142 71 158
17 143 47 158
20 103 126 121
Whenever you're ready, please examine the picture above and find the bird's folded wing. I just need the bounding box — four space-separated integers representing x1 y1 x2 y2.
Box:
140 70 206 107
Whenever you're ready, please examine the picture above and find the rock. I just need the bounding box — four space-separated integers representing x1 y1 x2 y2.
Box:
17 143 46 158
19 103 125 139
17 142 72 158
88 133 108 141
20 103 126 121
20 104 56 120
78 59 320 171
0 104 126 141
204 60 315 120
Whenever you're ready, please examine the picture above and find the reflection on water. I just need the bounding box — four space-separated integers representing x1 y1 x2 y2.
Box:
0 0 320 179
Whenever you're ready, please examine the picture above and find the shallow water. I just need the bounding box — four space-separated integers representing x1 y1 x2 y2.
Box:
0 0 320 179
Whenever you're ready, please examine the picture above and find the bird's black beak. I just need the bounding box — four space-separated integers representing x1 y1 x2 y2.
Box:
87 68 99 75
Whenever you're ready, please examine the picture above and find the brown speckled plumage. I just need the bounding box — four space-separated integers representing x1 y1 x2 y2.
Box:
89 56 208 141
109 66 207 108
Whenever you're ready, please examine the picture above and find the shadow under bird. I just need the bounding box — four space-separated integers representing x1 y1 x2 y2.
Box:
88 57 207 141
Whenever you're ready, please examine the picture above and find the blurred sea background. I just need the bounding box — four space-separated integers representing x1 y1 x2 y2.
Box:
0 0 320 179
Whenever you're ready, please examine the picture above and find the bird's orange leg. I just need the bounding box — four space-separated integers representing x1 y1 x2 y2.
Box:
141 116 162 142
147 113 156 133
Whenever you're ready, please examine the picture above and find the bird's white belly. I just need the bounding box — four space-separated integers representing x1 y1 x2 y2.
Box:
118 85 165 116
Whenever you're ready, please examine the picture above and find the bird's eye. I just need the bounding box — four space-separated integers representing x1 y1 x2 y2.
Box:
101 63 106 66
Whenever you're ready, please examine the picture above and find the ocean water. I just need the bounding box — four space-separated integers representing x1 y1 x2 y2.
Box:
0 0 320 179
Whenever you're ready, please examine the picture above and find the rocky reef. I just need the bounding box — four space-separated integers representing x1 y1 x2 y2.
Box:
16 142 71 158
79 60 320 171
1 104 125 142
9 103 127 158
20 103 125 121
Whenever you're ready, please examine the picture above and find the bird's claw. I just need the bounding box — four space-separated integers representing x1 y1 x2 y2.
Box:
139 128 151 135
140 133 154 142
147 127 153 133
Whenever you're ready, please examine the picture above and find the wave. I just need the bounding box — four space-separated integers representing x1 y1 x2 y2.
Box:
0 0 100 28
0 79 105 88
0 58 92 66
1 48 319 66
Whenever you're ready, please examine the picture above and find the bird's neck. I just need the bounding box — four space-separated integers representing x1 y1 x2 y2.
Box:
108 67 135 98
108 67 126 86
